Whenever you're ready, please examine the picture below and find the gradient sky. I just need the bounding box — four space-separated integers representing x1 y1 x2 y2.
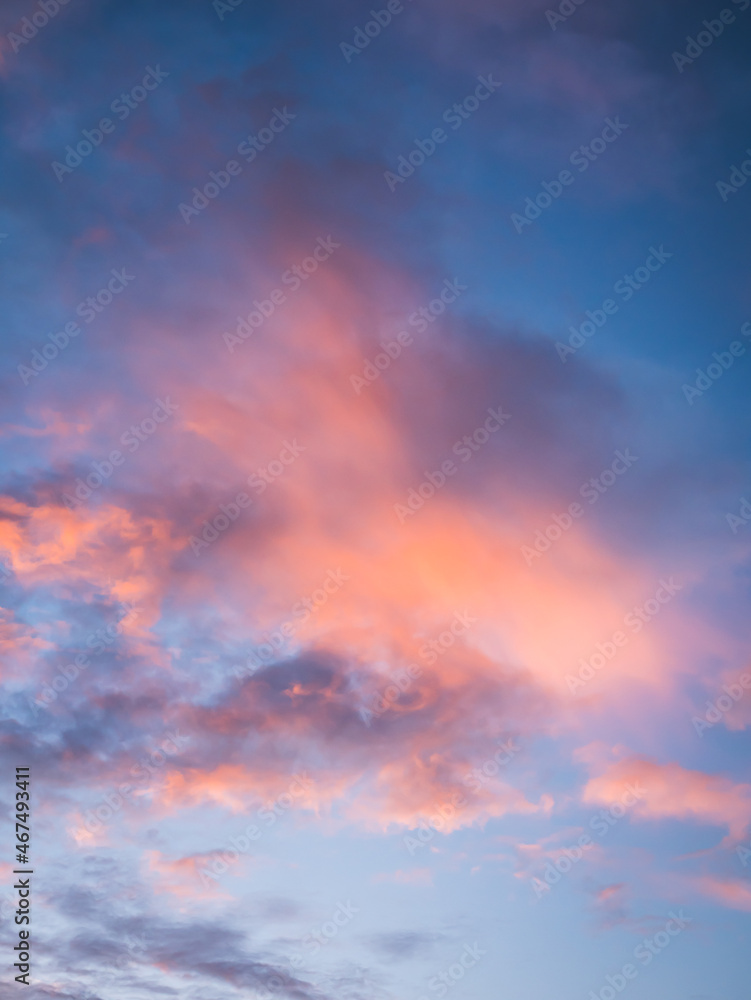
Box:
1 0 750 998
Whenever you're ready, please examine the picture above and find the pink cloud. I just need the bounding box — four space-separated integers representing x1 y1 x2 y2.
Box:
581 756 751 846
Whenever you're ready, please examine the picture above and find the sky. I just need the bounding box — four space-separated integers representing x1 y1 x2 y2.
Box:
0 0 750 998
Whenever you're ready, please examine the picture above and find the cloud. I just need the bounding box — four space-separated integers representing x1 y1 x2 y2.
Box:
372 869 434 888
367 930 444 958
581 755 751 846
684 875 751 912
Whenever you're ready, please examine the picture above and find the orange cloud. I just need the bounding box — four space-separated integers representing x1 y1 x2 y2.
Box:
143 850 234 901
689 875 751 911
581 757 751 846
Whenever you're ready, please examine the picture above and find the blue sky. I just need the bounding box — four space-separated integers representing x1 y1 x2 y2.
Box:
1 0 750 998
